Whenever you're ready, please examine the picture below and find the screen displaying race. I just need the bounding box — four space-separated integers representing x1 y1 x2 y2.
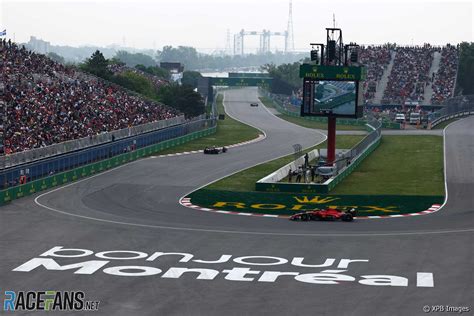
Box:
301 79 362 118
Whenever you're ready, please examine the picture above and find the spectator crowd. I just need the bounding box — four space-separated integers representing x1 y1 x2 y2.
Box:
358 45 392 103
0 39 180 155
382 44 434 105
431 45 458 104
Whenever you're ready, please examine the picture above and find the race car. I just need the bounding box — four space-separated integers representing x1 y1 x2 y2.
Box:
250 103 259 107
290 208 356 222
203 146 228 154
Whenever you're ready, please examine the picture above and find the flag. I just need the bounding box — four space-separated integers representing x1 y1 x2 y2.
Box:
0 29 6 36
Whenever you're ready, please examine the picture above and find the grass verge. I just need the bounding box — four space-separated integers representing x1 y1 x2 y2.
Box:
158 94 261 154
332 136 444 195
205 135 443 196
207 135 364 192
258 96 366 131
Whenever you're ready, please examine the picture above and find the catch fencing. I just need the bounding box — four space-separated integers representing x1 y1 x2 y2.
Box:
0 115 187 169
0 118 215 192
429 95 474 128
0 125 216 206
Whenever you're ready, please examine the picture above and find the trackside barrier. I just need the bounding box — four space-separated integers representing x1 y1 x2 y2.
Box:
258 89 401 129
0 126 217 206
429 95 474 128
256 120 382 194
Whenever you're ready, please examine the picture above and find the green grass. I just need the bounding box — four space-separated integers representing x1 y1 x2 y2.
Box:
158 94 260 154
432 118 461 129
206 135 444 196
332 136 444 195
258 96 366 131
207 135 364 192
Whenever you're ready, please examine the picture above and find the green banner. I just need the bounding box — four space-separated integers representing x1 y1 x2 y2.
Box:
228 72 270 78
299 64 366 80
209 77 272 87
188 189 444 217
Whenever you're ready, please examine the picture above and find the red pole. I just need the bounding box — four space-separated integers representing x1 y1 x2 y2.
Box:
327 116 336 165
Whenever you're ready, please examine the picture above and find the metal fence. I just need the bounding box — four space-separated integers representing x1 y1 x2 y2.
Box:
0 118 216 190
430 95 474 127
0 115 186 169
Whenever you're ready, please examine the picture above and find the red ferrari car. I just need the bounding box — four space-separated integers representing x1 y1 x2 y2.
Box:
290 208 356 222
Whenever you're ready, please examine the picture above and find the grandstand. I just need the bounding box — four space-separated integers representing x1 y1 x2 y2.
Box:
0 39 180 155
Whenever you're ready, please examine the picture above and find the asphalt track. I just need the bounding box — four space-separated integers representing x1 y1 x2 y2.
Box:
0 88 472 315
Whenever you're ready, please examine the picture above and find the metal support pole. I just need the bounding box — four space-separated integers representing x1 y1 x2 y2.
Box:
327 116 337 165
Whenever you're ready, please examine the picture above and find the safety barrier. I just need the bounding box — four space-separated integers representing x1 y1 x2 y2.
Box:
429 95 474 128
0 126 217 206
0 115 187 168
256 120 382 194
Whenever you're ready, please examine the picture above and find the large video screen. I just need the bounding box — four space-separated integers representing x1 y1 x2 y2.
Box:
301 79 362 118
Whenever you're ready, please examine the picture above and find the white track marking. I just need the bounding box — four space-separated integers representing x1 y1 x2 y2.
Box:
32 91 473 236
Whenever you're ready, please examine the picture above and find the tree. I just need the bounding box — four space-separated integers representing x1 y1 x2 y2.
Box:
81 50 112 79
159 84 205 118
47 52 65 64
111 71 157 99
135 64 170 79
115 50 157 67
262 61 302 95
181 71 202 89
457 42 474 95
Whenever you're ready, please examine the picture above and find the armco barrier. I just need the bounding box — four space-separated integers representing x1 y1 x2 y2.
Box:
0 126 216 206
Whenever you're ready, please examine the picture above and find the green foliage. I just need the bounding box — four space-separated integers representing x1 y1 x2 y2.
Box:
156 45 308 70
80 50 112 79
115 50 156 67
111 71 157 98
79 51 205 118
262 61 302 95
181 71 202 89
135 64 170 79
47 52 65 64
159 84 205 118
457 42 474 95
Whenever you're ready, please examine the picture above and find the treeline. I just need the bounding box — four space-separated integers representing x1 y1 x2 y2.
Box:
262 59 308 95
156 45 307 70
457 42 474 95
79 50 205 118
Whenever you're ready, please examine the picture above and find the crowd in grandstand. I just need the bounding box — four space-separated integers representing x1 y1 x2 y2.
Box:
431 45 458 104
358 45 392 102
382 45 434 104
0 39 179 155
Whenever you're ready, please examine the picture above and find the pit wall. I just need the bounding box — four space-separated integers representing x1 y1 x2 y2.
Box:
0 127 216 206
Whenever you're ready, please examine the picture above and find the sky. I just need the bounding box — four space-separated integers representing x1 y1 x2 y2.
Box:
1 0 473 53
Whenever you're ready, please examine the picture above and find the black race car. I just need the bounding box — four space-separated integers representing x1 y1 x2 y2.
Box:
204 146 228 154
250 103 259 107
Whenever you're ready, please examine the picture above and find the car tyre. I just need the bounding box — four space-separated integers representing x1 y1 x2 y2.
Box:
342 214 353 222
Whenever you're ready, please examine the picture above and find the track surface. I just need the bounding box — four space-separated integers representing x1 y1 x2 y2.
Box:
0 88 472 315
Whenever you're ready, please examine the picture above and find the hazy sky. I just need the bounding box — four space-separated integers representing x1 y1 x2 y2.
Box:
1 0 473 53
